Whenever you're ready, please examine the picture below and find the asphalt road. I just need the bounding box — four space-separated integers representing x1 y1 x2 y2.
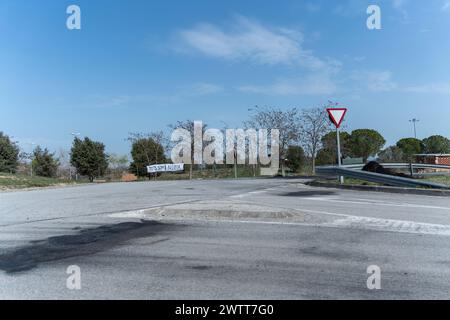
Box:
0 178 449 299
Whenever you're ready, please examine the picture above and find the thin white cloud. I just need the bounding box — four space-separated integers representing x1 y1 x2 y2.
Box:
392 0 408 9
190 82 224 95
238 73 338 96
82 94 134 109
353 56 366 63
392 0 409 22
80 83 224 109
350 70 398 92
305 3 321 13
404 83 450 94
174 16 335 72
349 70 450 95
333 0 366 17
367 71 398 92
442 1 450 11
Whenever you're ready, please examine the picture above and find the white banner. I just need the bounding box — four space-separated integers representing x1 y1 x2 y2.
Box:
147 163 184 173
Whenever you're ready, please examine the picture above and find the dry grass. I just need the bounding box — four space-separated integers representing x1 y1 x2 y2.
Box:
0 173 83 190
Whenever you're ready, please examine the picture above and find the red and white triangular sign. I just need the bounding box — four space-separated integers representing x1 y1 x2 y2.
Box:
327 108 347 129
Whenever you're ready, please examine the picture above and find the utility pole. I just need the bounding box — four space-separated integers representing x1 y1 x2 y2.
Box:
234 150 238 179
409 119 420 139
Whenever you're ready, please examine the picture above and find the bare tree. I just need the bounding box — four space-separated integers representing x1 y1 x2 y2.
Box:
56 148 72 179
168 120 207 180
299 107 332 174
148 131 170 165
18 151 32 176
108 154 129 170
245 106 301 176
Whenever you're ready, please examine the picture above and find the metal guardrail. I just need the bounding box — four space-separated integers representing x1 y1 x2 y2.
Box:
316 166 450 189
341 163 450 170
341 163 450 176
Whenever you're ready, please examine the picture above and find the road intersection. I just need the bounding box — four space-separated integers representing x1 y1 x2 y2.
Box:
0 179 449 299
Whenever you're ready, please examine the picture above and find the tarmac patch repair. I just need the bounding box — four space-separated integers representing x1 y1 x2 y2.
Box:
0 220 178 273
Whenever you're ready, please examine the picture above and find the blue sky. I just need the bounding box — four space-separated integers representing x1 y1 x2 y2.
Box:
1 0 450 156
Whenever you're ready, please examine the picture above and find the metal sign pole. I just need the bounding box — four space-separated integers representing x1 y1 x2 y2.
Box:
336 127 344 184
327 107 348 185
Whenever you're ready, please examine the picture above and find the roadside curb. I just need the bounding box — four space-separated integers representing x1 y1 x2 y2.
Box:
307 180 450 197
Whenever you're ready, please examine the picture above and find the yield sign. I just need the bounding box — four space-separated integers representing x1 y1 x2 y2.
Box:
327 108 347 129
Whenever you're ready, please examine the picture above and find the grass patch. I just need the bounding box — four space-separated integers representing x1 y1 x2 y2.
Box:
341 178 381 186
139 167 262 181
136 165 315 182
0 173 85 190
422 175 450 186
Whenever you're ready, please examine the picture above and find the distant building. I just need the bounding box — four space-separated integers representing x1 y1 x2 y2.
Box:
415 154 450 166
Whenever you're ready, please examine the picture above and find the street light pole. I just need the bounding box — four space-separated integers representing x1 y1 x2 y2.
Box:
409 119 420 139
234 150 238 179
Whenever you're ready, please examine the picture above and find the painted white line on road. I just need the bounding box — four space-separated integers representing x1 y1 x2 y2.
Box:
295 208 450 236
229 184 295 199
301 197 450 211
109 209 151 219
230 190 268 198
159 217 450 237
110 206 450 237
229 194 249 199
327 215 450 236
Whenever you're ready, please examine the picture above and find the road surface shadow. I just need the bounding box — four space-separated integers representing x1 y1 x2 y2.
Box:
0 220 179 274
280 190 336 197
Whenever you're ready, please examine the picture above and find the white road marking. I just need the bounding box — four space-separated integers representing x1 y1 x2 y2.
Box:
203 216 450 236
301 197 450 211
110 206 450 237
295 208 450 236
327 215 450 236
230 190 268 198
229 194 248 199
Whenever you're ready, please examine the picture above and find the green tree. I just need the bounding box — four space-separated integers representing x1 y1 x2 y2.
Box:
32 146 59 177
422 135 450 154
378 146 404 163
285 145 305 173
315 149 335 166
70 137 108 182
316 131 351 165
349 129 386 162
0 132 19 173
396 138 423 161
129 136 165 177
